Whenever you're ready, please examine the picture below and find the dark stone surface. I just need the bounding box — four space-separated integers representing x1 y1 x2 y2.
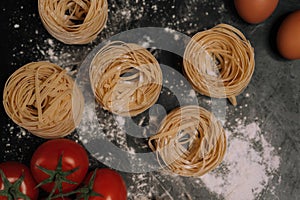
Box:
0 0 299 199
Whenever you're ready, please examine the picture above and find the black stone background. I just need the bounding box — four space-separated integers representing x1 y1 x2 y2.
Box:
0 0 300 199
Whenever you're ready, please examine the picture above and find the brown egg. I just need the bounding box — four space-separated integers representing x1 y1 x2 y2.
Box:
234 0 279 24
277 10 300 60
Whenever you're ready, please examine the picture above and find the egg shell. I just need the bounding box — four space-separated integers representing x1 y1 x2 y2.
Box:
277 10 300 60
234 0 279 24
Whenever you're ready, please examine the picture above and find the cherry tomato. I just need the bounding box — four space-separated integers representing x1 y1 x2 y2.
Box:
30 139 89 194
78 168 127 200
0 161 39 200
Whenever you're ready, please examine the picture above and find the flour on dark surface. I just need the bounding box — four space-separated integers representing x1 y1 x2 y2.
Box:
2 0 294 199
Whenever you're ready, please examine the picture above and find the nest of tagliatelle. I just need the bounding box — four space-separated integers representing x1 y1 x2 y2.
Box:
149 105 227 177
183 24 255 106
3 61 84 139
89 41 163 117
38 0 108 44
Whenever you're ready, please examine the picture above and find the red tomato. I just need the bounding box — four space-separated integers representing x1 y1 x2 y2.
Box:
30 139 89 194
0 161 39 200
79 168 127 200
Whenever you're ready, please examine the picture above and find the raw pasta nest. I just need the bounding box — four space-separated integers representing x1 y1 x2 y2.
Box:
183 24 255 106
89 41 163 116
38 0 108 44
149 105 226 177
3 61 84 139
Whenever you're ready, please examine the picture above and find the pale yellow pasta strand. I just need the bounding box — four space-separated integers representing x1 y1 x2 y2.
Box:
38 0 108 44
183 24 255 106
90 41 163 116
2 61 84 139
148 105 226 177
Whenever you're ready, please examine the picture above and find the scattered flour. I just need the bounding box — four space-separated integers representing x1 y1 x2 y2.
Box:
201 120 281 200
7 1 281 199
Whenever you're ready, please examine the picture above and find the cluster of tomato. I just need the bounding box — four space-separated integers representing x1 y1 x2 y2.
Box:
0 139 127 200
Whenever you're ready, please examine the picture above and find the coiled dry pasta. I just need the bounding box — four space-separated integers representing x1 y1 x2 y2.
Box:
3 61 84 139
183 24 255 106
90 41 163 117
38 0 108 44
149 105 226 177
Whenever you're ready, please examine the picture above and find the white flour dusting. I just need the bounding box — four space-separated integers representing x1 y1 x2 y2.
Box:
6 1 281 198
14 38 281 200
201 120 281 200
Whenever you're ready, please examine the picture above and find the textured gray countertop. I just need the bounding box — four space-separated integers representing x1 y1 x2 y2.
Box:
0 0 299 199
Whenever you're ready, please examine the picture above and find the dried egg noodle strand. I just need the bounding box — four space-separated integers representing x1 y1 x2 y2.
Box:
38 0 108 44
149 106 226 177
183 24 255 106
3 61 84 139
90 41 162 116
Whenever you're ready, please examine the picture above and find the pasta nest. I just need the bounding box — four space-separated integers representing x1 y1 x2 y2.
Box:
149 105 226 176
3 61 84 138
38 0 108 44
183 24 255 106
90 41 163 116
